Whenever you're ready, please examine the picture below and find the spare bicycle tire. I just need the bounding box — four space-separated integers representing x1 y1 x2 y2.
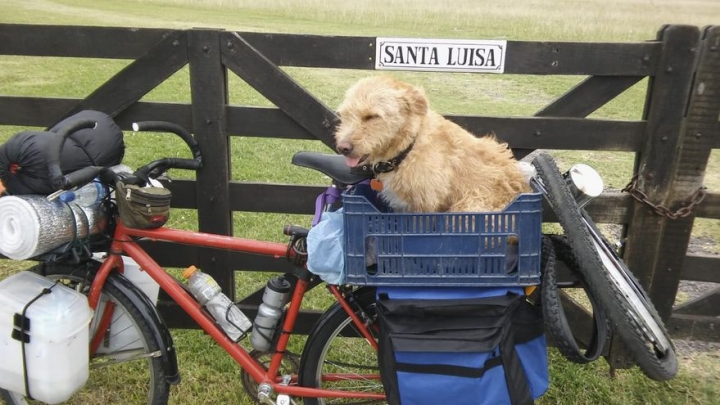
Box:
540 235 610 364
532 152 677 381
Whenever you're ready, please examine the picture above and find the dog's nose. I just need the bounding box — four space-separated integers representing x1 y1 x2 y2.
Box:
336 141 354 156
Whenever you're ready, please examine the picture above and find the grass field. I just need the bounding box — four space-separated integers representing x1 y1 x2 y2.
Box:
0 0 719 404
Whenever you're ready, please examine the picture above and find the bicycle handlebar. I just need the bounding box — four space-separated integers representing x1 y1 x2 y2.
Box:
283 224 309 237
48 119 203 190
132 121 202 161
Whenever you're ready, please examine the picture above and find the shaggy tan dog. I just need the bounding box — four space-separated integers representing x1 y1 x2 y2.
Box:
335 75 530 213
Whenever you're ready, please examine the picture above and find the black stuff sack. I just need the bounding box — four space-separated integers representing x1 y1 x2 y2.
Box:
376 286 549 405
0 110 124 195
116 181 171 229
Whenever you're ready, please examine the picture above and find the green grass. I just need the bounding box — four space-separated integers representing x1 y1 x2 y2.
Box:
0 0 719 404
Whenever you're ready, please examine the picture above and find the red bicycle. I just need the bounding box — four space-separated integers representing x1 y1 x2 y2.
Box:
0 118 678 404
0 120 383 405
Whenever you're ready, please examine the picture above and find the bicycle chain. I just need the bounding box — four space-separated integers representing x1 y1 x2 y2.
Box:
622 174 707 219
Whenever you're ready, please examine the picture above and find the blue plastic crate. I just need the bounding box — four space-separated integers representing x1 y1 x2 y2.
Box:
342 184 543 287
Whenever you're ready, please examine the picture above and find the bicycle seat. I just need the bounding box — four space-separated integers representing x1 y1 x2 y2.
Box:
292 152 371 185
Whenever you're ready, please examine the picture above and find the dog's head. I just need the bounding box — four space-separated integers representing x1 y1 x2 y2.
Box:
334 76 428 168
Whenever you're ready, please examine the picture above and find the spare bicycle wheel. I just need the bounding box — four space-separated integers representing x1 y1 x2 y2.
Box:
532 152 677 381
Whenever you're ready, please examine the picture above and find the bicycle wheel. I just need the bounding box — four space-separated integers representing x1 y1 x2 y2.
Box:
299 287 384 405
532 153 677 381
1 262 171 405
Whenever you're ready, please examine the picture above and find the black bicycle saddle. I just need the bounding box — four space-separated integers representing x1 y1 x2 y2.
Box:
292 152 371 185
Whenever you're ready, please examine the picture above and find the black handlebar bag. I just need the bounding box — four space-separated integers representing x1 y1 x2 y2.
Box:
376 287 548 405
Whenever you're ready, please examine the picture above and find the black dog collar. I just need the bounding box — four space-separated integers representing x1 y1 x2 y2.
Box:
351 140 416 176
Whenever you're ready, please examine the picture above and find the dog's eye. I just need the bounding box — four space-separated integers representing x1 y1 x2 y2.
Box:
363 113 380 121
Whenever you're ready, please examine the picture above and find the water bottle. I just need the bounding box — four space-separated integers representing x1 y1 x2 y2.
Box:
58 179 106 207
182 265 252 342
250 275 292 351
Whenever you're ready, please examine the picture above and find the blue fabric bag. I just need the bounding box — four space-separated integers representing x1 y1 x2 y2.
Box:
376 286 548 405
306 208 345 284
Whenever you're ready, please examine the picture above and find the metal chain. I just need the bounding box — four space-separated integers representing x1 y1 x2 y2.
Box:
622 175 707 219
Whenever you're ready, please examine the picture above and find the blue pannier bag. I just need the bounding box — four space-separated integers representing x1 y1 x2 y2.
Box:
376 287 548 405
306 208 345 284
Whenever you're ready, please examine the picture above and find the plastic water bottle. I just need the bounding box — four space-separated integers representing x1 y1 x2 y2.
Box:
58 179 106 206
183 266 252 342
250 275 291 351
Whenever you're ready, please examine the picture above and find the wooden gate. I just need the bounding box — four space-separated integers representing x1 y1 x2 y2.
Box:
0 24 718 360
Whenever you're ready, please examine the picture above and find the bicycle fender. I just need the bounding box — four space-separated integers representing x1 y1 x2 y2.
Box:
107 272 181 385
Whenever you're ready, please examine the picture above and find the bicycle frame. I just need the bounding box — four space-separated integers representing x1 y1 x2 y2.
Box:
88 220 383 401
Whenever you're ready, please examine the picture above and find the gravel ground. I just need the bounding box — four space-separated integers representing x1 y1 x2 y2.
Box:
673 235 719 358
593 224 720 357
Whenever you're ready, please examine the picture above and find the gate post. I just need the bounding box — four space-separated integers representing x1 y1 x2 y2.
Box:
187 29 235 296
611 25 703 368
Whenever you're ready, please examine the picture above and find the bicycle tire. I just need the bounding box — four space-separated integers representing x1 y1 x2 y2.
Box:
1 262 170 405
532 153 678 381
298 287 384 405
541 235 609 363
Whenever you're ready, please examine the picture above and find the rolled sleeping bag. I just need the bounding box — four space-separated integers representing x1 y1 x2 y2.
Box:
0 110 124 195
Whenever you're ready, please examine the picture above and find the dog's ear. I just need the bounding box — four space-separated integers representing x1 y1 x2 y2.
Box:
402 85 428 116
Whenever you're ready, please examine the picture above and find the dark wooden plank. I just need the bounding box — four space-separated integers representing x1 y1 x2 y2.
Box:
221 32 338 148
0 24 660 75
236 32 375 69
169 179 636 225
59 30 189 120
505 41 659 76
516 76 644 159
164 180 197 208
167 180 325 215
583 193 632 224
0 96 655 154
449 116 645 151
225 106 648 152
622 25 703 321
674 287 720 316
681 254 720 283
535 76 644 117
0 24 175 59
138 241 298 273
229 32 662 75
225 106 315 139
0 96 76 127
543 192 631 224
187 29 234 295
0 97 193 129
115 102 192 130
229 183 326 214
667 313 720 341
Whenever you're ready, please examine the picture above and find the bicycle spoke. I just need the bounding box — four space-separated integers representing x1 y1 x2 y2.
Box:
91 349 163 369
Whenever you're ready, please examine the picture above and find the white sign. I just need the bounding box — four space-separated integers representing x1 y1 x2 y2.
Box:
375 37 507 73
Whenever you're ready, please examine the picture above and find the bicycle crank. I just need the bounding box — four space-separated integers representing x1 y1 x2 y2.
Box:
241 350 300 403
257 383 295 405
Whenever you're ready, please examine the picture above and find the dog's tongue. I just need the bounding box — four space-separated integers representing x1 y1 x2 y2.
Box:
345 156 361 167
